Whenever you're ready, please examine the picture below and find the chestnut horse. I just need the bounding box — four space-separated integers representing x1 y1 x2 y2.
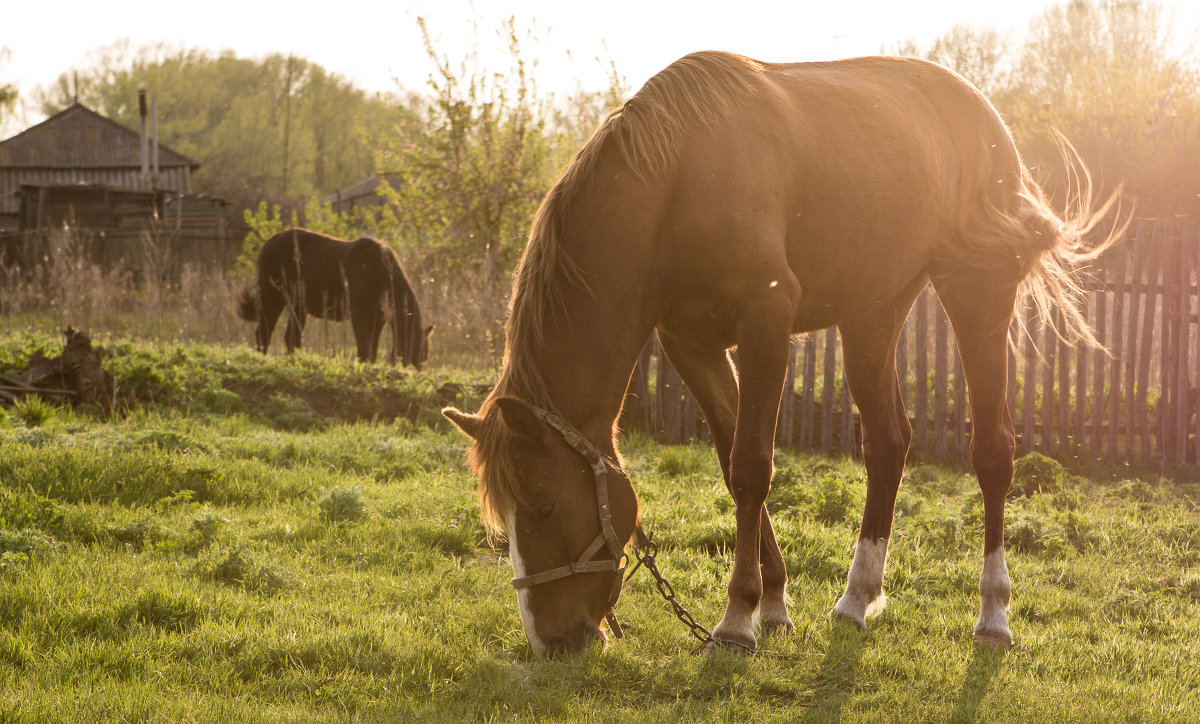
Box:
444 52 1116 655
238 228 432 368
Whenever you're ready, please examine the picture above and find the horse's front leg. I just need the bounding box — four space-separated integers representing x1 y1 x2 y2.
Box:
283 305 306 354
710 300 796 652
659 333 794 640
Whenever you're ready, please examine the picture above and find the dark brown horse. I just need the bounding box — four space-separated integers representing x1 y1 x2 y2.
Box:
443 52 1118 656
238 228 431 367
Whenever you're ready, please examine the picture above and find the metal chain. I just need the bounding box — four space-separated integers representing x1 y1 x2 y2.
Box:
629 533 758 654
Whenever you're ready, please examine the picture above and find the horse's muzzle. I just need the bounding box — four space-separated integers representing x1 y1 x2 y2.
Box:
541 620 606 657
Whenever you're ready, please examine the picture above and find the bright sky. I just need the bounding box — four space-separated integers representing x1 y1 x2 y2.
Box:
3 0 1198 135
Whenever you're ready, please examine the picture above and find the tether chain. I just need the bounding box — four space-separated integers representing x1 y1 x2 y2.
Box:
629 532 758 655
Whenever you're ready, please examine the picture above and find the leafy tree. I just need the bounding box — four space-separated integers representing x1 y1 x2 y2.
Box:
35 43 392 216
898 1 1200 217
892 25 1011 96
0 49 16 126
1000 0 1200 216
364 16 610 355
376 18 558 278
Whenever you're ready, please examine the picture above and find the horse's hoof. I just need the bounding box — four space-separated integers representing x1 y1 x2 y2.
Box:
759 616 795 637
830 601 867 630
973 628 1013 650
832 588 887 629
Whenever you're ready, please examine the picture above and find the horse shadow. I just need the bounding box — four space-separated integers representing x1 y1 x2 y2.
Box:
950 644 1007 722
800 623 1006 722
800 621 866 723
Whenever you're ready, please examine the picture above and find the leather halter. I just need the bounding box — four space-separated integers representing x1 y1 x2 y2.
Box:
508 406 632 634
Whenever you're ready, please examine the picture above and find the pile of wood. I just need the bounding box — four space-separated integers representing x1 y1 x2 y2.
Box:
0 328 110 410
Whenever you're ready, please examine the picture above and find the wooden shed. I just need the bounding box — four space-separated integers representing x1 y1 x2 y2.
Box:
0 103 231 271
321 173 401 215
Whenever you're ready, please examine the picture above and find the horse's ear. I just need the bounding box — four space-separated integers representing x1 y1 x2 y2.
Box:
442 407 483 440
494 397 545 446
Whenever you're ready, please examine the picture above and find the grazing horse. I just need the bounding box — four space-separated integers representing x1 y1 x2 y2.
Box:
443 52 1117 656
237 228 432 368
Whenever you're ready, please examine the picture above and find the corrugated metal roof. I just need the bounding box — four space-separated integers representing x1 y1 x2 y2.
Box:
0 104 199 170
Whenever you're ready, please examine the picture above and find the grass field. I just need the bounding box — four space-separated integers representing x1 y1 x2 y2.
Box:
1 335 1199 722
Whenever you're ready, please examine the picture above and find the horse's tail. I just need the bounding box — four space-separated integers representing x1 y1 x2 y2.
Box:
236 282 260 322
972 137 1126 348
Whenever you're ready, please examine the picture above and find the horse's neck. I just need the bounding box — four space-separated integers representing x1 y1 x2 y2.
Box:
509 290 653 449
511 153 666 446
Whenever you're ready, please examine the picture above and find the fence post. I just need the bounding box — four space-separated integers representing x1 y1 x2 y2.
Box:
1108 245 1127 459
1136 220 1164 458
1074 294 1090 456
913 289 930 459
934 298 949 458
1022 306 1038 453
777 340 796 447
1091 255 1108 458
821 328 837 454
800 335 816 451
1174 218 1192 463
1122 221 1147 459
1041 311 1057 452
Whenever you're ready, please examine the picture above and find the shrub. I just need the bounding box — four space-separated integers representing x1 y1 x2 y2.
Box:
1010 452 1066 497
202 545 293 596
319 486 367 523
190 512 228 550
656 445 711 477
11 396 53 428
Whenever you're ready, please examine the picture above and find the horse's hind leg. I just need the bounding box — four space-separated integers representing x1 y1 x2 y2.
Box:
832 291 920 628
676 285 796 652
659 332 794 638
932 270 1019 649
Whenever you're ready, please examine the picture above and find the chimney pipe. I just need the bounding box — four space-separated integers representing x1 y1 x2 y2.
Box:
152 101 159 185
139 90 149 178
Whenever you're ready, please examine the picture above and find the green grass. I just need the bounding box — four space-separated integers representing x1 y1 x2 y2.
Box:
1 336 1199 721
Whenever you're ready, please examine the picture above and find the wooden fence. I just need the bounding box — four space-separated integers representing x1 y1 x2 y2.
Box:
622 216 1200 466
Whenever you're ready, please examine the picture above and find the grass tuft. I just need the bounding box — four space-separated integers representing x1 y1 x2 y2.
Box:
318 486 367 523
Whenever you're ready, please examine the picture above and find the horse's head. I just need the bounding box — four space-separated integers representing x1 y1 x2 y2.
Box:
444 396 638 656
402 324 434 369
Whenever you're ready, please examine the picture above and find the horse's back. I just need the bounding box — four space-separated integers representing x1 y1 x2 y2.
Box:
256 228 354 316
655 55 1025 334
257 228 351 274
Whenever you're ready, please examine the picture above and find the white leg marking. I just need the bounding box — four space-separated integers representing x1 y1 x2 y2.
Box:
974 549 1013 648
506 512 545 653
833 537 889 627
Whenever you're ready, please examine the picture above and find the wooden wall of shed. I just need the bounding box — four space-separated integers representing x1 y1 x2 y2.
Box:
5 186 231 275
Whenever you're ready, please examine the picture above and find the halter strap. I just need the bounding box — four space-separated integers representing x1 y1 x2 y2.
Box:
508 406 632 630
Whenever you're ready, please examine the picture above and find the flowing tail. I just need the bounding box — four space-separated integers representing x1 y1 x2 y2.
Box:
970 136 1127 348
236 282 260 322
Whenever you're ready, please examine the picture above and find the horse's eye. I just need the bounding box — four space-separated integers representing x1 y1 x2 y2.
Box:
537 502 556 518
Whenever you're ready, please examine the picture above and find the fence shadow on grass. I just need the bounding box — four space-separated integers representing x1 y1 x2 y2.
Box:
801 622 866 722
950 645 1007 722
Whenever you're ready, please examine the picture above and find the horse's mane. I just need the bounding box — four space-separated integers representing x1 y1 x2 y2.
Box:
469 51 766 536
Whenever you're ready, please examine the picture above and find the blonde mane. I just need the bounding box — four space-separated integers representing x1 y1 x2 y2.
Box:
468 51 767 536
